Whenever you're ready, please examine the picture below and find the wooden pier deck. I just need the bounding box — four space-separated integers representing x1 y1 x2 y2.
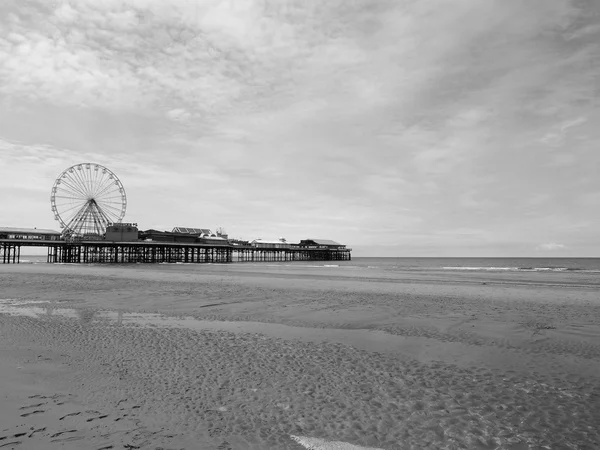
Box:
1 240 351 264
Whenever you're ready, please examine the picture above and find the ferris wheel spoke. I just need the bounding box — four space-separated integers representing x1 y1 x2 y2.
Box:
98 205 124 216
79 167 91 198
81 209 101 234
62 213 81 228
96 198 124 209
53 198 87 209
57 203 83 219
103 208 122 222
97 199 124 208
65 177 91 199
93 183 116 201
53 201 88 211
54 191 88 201
58 178 89 200
71 169 92 198
54 205 88 217
86 210 102 235
94 170 117 195
97 191 124 199
94 172 114 194
53 194 87 201
66 214 85 232
56 189 85 203
96 192 124 204
94 202 118 224
65 201 90 221
97 206 124 221
65 202 92 233
98 210 113 227
96 194 121 207
65 173 85 199
89 171 101 199
74 167 94 198
56 186 85 202
95 179 121 199
91 168 107 198
87 167 102 199
53 203 89 218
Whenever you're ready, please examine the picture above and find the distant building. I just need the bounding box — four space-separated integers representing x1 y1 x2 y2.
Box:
298 239 346 249
228 238 250 247
251 238 292 249
197 235 229 246
138 229 230 246
105 223 139 242
172 227 212 236
140 229 196 243
0 227 61 241
215 227 228 240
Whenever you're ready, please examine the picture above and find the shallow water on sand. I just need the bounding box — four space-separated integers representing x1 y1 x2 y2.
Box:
1 298 599 449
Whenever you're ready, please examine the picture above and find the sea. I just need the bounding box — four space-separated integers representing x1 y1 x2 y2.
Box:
17 255 600 273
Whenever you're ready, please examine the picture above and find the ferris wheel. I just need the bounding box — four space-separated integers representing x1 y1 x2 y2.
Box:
50 163 127 237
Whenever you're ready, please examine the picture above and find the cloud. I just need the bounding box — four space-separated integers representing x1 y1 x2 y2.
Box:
0 0 599 255
166 108 191 122
540 116 588 146
536 243 567 251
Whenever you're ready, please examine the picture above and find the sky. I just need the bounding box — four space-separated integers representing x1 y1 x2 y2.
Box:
0 0 599 257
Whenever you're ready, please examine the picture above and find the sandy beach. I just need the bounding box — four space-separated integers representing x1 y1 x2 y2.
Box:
1 262 599 449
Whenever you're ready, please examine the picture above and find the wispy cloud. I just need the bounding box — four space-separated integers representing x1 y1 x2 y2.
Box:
536 243 567 251
540 116 588 146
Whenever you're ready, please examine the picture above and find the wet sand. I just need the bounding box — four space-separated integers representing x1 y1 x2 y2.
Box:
0 263 599 449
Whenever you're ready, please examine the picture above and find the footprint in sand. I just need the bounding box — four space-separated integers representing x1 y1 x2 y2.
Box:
50 429 78 439
28 427 46 438
0 440 23 448
20 409 45 417
18 402 46 410
86 414 109 422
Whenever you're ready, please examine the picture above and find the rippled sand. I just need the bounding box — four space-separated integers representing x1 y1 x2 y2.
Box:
0 263 599 449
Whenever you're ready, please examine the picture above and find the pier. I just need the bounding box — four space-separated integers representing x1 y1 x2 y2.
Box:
2 163 352 265
1 239 351 264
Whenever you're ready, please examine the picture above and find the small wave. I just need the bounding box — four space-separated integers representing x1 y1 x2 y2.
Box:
443 266 598 273
0 299 50 305
443 267 520 271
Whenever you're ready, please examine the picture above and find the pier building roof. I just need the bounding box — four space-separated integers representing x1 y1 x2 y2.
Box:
0 227 61 235
302 239 342 246
172 227 212 235
251 239 288 244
